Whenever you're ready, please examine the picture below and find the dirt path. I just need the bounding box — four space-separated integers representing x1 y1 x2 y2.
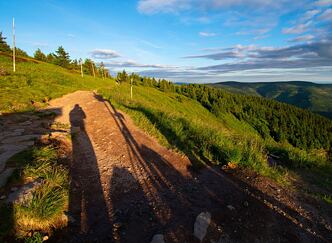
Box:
48 91 330 243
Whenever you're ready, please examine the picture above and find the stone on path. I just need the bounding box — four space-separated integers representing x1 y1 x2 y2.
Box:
0 168 15 188
194 211 211 242
1 134 39 144
227 205 235 211
151 234 165 243
0 142 34 172
7 179 43 203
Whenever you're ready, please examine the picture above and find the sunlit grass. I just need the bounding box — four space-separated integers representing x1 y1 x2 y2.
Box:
0 54 113 113
99 83 289 183
0 145 69 240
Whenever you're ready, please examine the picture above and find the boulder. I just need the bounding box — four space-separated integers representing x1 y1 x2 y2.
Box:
7 179 43 203
194 211 211 242
151 234 165 243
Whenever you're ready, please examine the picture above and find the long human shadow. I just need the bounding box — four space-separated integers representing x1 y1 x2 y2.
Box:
109 166 158 243
93 94 329 242
67 104 112 241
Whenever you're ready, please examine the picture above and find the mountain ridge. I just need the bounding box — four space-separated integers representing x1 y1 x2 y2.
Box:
208 81 332 119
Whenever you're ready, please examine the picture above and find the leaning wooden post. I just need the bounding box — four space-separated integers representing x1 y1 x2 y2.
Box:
130 77 133 99
91 61 96 78
12 17 16 72
80 58 83 77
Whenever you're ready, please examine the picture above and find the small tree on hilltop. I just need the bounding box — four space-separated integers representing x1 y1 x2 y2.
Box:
34 48 46 61
0 32 11 53
116 70 128 83
46 53 56 64
54 46 71 68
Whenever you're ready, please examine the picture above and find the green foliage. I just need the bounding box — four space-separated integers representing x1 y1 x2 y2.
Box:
5 145 69 237
24 232 43 243
0 54 112 113
54 46 70 68
116 70 129 83
34 48 46 61
210 81 332 119
16 48 29 57
99 83 287 183
176 84 332 150
0 32 11 53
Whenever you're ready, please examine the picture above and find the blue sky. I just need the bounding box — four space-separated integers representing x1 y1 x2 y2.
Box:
1 0 332 83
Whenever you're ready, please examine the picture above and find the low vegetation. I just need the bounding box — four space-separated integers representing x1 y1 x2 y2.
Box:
0 142 69 241
99 74 332 188
1 35 331 240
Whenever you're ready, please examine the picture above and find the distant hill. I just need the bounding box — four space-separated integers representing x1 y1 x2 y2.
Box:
209 81 332 119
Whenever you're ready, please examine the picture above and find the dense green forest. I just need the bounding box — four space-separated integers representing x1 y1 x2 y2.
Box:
209 81 332 119
114 72 332 152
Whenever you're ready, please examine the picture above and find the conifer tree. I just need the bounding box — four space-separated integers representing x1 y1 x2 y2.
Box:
54 46 70 68
0 32 11 53
34 48 47 61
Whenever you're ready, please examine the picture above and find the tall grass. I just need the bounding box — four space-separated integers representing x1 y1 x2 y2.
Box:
0 54 112 113
1 145 69 239
99 84 289 183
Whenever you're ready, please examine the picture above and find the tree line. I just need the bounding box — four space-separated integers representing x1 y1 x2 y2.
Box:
176 84 332 150
115 71 332 151
0 32 109 78
2 31 331 150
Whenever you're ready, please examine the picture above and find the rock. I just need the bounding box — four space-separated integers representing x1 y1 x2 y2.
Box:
0 168 15 188
18 121 32 126
14 128 25 133
217 234 232 243
113 222 122 229
0 195 6 200
227 205 235 211
1 134 39 144
0 144 29 152
194 212 211 242
7 179 43 203
151 234 165 243
0 146 32 172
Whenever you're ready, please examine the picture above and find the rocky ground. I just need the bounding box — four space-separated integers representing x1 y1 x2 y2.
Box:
1 91 331 242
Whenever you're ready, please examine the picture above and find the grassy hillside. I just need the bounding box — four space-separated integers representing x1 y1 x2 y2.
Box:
1 52 331 199
100 82 332 189
209 81 332 119
0 54 112 113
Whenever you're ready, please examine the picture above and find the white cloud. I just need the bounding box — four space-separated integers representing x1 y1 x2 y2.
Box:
315 0 332 6
137 0 190 14
137 0 304 14
104 60 177 69
318 8 332 21
282 21 312 34
288 34 315 42
32 42 48 47
199 31 217 37
90 49 121 59
301 9 320 21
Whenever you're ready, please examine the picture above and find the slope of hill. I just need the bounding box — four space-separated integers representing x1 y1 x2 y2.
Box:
0 54 112 113
1 53 332 241
209 81 332 119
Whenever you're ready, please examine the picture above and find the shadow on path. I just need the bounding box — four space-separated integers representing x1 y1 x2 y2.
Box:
94 94 330 242
67 104 112 242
